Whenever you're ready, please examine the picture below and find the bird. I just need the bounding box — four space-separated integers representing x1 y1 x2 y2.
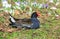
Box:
9 11 40 29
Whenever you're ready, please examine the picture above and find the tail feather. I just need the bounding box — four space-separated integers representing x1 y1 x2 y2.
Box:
9 13 16 24
9 16 16 23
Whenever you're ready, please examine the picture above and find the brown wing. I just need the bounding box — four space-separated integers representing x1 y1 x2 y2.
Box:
16 18 32 24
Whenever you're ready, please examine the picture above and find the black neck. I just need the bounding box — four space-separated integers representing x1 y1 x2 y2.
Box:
31 12 38 18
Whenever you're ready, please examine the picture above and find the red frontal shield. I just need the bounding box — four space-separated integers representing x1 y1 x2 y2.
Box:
36 11 41 17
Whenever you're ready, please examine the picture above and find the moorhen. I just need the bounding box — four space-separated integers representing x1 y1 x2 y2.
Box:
9 12 40 29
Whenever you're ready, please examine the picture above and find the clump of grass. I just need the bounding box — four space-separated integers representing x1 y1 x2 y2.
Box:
0 17 5 23
0 32 5 39
0 37 4 39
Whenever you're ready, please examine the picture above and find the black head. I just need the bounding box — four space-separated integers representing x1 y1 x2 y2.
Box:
31 12 40 18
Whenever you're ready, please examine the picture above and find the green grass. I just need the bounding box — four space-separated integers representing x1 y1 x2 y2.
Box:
0 18 60 39
0 17 5 23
